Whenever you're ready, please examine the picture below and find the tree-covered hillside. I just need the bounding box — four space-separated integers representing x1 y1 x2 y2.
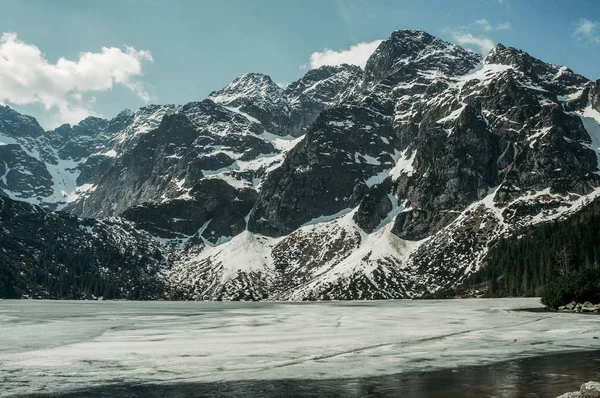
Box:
457 197 600 298
0 196 171 299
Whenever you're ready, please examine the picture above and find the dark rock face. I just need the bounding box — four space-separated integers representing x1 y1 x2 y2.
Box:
353 179 394 233
0 105 44 138
593 80 600 112
284 64 363 136
46 117 110 161
0 144 55 200
394 103 508 236
76 154 114 186
122 179 256 243
249 105 396 236
392 209 459 241
0 106 59 206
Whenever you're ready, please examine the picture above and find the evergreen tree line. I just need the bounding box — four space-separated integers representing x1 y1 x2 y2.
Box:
459 197 600 297
0 238 166 300
0 197 167 300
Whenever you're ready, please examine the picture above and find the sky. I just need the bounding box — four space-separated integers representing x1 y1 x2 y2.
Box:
1 0 600 129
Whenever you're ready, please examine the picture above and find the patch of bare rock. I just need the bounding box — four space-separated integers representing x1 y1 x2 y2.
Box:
558 302 600 313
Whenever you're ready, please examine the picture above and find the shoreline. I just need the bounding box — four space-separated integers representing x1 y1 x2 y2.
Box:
514 307 600 315
18 350 600 398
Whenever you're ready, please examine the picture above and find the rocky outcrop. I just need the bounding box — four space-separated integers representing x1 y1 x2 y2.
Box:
558 301 600 313
353 179 394 233
0 144 55 199
557 381 600 398
208 73 291 136
284 64 362 136
46 117 110 161
593 80 600 112
122 179 256 244
248 105 395 236
0 105 45 138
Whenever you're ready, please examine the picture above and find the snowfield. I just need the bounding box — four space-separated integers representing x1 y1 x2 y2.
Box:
0 298 599 397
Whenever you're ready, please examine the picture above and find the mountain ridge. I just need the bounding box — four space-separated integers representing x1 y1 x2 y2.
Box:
2 29 600 300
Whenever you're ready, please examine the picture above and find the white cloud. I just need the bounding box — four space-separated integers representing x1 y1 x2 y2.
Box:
308 40 383 69
450 32 495 54
448 18 509 55
573 19 600 44
474 19 493 32
496 22 511 31
470 19 510 32
0 32 153 127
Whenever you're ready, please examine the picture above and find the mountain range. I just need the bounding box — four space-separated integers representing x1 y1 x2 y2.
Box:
2 29 600 300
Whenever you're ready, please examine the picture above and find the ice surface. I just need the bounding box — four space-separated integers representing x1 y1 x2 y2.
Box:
0 299 598 397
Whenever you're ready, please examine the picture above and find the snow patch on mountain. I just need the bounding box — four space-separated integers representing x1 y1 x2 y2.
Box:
574 95 600 173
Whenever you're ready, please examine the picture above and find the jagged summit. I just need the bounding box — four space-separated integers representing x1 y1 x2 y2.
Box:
208 64 363 137
484 43 589 86
208 72 284 105
362 29 482 87
208 71 290 135
285 64 362 95
0 105 45 138
485 43 548 69
115 108 133 117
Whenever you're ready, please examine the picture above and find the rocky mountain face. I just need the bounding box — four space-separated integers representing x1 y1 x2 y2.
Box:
0 104 176 211
2 29 600 300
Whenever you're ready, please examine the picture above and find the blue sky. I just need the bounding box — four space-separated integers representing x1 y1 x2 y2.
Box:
1 0 600 129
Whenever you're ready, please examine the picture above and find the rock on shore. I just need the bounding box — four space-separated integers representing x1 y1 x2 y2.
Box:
558 302 600 313
557 381 600 398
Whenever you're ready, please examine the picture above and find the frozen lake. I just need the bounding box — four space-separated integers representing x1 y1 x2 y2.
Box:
1 298 599 397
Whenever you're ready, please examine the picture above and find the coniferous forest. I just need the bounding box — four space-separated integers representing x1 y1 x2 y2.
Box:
457 197 600 298
0 196 168 299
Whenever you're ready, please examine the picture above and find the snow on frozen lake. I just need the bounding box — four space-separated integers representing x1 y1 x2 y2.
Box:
0 298 599 397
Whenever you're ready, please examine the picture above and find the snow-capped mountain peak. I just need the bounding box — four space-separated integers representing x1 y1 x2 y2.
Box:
362 29 482 89
4 28 600 302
